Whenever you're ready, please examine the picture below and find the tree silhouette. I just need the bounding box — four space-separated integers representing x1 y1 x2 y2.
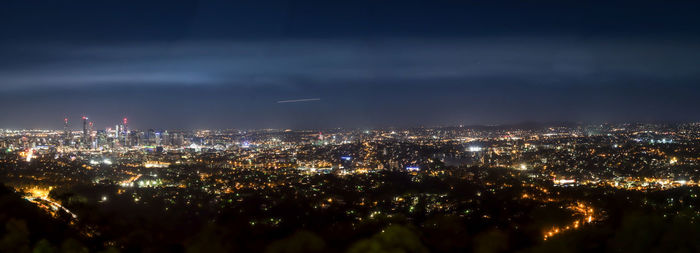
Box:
0 219 31 253
265 230 326 253
347 225 428 253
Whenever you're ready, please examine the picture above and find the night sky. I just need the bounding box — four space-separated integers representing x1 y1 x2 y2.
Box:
1 1 700 129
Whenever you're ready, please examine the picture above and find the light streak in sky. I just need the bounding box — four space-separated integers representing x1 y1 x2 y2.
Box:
276 98 321 103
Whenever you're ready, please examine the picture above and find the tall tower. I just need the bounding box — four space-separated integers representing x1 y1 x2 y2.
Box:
123 117 129 147
89 121 94 149
82 116 88 147
63 117 69 143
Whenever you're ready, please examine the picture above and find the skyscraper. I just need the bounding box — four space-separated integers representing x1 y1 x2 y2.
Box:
82 116 88 147
123 117 129 147
89 121 94 149
63 117 69 145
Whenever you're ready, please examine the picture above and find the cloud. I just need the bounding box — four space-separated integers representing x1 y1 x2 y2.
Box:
0 37 699 94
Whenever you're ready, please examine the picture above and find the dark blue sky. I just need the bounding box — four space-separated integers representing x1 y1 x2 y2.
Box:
1 0 699 129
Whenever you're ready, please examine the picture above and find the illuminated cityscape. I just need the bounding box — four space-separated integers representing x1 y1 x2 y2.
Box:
2 1 700 252
1 121 700 251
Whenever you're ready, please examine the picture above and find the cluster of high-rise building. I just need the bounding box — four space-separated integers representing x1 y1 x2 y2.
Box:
58 116 125 150
51 116 190 151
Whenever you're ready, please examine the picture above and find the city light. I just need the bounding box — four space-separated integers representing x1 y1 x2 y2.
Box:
2 119 700 252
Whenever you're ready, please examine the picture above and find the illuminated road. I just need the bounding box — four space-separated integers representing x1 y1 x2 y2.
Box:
119 173 142 187
21 187 97 237
25 196 78 219
21 187 78 220
543 202 598 241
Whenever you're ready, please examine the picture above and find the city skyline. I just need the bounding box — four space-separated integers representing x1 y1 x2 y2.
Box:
6 115 699 132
